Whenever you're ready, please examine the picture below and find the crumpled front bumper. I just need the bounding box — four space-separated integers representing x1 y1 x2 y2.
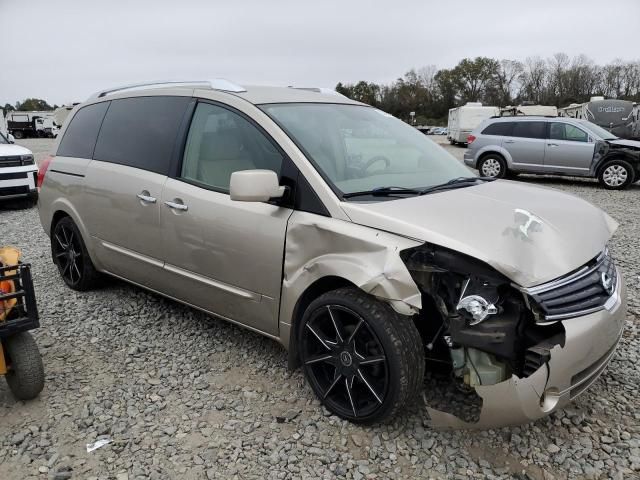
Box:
427 270 627 429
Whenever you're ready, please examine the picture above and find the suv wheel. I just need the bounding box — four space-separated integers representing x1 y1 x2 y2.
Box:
299 287 425 424
478 155 507 179
51 216 100 290
598 160 635 190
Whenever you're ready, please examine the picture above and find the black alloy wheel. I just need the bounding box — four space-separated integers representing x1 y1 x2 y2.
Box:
51 216 100 291
299 287 425 424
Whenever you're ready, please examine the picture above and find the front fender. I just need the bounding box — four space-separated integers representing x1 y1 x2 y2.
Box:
279 211 423 353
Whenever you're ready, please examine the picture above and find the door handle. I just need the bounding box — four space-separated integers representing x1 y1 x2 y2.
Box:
504 140 515 144
164 200 188 211
547 143 559 147
136 192 156 203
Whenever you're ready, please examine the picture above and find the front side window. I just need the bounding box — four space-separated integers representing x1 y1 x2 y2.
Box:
511 121 546 139
181 103 283 191
260 103 471 196
549 123 589 142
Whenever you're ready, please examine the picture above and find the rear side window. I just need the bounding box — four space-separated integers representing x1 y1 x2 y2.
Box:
57 102 109 158
93 96 190 175
481 122 513 136
511 121 546 139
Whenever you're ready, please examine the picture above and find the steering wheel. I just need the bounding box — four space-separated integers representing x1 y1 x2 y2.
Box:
361 155 391 176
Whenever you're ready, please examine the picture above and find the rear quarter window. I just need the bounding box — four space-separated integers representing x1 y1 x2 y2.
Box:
56 102 110 158
93 96 190 175
481 122 513 136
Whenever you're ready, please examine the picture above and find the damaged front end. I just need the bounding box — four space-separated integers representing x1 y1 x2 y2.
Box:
401 243 626 429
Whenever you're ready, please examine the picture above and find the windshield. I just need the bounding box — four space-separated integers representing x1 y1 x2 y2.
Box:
260 103 473 196
580 121 618 140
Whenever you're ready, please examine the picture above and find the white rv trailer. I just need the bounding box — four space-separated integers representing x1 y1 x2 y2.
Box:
53 105 77 128
559 96 638 139
0 111 6 135
447 102 500 144
500 104 558 117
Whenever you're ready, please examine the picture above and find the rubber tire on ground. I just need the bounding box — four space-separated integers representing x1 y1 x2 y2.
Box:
4 332 45 400
52 216 101 291
299 287 425 424
597 159 635 190
12 131 24 139
478 154 507 179
19 194 38 209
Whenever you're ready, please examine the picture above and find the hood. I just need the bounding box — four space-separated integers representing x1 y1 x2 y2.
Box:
607 138 640 150
340 180 617 288
0 144 32 157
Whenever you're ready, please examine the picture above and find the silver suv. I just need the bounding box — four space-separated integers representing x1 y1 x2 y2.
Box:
464 116 640 189
38 80 626 428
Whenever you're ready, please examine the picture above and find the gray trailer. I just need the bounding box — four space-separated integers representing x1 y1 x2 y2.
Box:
559 97 638 140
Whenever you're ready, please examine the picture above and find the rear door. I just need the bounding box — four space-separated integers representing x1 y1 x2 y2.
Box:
502 121 547 171
159 101 293 335
84 95 191 289
543 122 595 175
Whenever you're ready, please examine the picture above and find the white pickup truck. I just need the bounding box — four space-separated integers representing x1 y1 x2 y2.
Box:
0 132 38 207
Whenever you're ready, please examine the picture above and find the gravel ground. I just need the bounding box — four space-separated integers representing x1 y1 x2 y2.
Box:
0 138 638 480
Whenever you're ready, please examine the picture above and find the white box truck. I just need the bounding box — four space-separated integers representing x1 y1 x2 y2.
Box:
447 102 499 145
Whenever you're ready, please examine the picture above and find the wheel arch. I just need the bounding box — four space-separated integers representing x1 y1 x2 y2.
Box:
286 275 356 369
595 154 640 179
48 202 100 269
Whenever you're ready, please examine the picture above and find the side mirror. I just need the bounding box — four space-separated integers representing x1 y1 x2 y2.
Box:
230 169 285 202
7 134 15 144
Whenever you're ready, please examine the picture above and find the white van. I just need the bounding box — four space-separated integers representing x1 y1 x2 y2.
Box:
448 102 499 145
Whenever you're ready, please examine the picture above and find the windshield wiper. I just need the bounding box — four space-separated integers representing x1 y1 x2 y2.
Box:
417 176 495 195
342 186 424 198
342 177 495 199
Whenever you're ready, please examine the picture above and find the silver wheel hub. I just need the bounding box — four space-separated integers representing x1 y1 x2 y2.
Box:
603 165 627 187
340 351 353 367
481 158 501 177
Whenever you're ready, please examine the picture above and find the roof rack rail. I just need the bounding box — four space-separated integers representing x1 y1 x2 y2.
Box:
287 86 346 97
87 79 246 101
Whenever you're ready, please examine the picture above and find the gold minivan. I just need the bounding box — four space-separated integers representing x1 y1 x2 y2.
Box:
38 80 626 428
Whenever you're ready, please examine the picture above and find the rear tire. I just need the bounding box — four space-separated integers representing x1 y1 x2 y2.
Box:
478 154 507 179
4 332 45 400
51 216 100 291
298 287 425 424
12 131 24 140
598 160 635 190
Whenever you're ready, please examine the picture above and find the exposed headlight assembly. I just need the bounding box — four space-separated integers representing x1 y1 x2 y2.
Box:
456 278 500 325
20 155 34 165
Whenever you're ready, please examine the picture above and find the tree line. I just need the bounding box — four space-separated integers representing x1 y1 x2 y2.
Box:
335 54 640 125
2 98 58 115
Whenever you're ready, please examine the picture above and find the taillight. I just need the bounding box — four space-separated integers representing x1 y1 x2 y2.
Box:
37 155 54 189
467 135 476 144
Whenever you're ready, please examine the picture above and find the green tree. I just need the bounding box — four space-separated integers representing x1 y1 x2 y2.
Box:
16 98 54 111
451 57 500 104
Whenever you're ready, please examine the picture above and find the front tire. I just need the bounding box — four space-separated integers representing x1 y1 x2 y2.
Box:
299 287 425 424
598 160 635 190
4 332 45 400
478 154 507 179
51 216 100 291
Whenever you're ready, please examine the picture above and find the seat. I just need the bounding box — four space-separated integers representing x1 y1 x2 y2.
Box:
197 129 256 189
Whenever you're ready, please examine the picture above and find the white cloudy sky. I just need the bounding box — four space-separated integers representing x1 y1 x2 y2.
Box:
1 0 638 105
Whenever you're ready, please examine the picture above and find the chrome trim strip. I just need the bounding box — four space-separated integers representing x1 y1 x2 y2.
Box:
163 263 260 301
100 269 280 342
523 249 607 295
101 240 164 268
542 268 620 321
